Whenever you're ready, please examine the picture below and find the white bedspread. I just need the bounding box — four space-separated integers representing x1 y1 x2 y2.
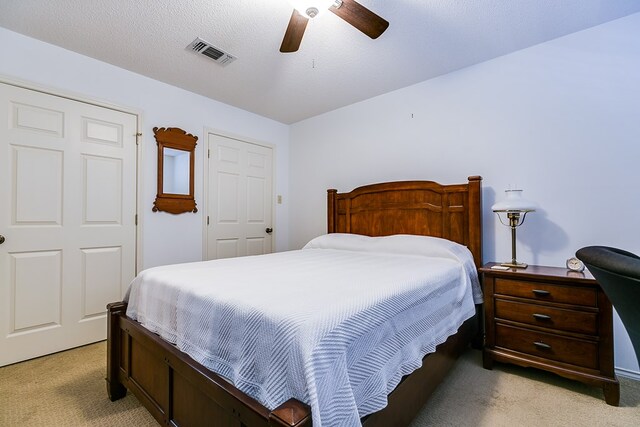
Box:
126 234 481 427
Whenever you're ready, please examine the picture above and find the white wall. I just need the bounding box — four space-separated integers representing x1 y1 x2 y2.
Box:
0 27 290 270
290 13 640 373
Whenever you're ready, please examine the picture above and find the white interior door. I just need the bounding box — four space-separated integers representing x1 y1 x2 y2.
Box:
0 83 137 366
207 133 273 259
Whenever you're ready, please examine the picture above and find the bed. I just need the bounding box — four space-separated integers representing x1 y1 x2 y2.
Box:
107 176 483 427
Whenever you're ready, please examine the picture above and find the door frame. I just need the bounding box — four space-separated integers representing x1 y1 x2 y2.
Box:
0 74 143 275
202 128 276 260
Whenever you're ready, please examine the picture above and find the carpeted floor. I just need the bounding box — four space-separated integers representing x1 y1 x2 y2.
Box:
0 342 157 426
410 351 640 427
1 342 638 426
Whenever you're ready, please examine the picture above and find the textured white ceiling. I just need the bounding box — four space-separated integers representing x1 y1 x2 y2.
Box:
1 0 639 124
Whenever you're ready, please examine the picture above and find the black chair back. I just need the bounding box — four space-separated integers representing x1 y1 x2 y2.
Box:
576 246 640 366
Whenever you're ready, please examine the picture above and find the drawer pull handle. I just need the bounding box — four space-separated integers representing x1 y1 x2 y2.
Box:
534 341 552 350
532 289 551 296
533 313 551 320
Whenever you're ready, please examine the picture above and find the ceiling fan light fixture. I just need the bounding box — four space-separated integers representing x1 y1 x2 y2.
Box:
288 0 339 18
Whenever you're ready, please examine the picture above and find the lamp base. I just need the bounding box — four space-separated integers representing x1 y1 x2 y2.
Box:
500 261 528 269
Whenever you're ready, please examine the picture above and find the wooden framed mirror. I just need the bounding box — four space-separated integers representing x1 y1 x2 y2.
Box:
152 127 197 214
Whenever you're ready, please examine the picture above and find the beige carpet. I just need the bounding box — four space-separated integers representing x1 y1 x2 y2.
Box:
1 342 638 426
410 351 640 427
0 342 156 426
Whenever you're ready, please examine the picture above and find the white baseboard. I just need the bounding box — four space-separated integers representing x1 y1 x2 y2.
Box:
616 367 640 381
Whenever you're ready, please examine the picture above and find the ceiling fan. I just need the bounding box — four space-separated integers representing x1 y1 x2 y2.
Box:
280 0 389 53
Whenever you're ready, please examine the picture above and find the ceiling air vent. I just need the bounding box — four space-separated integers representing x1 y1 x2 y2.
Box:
186 37 237 66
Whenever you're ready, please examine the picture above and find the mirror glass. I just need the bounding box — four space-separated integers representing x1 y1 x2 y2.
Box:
162 148 190 195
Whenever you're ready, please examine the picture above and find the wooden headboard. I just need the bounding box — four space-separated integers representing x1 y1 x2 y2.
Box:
327 176 482 268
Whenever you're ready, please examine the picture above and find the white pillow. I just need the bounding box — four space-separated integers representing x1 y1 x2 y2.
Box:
303 233 471 264
302 233 371 251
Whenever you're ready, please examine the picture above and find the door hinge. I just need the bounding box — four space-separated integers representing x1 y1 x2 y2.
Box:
135 214 138 225
207 216 210 225
135 132 142 145
208 149 210 158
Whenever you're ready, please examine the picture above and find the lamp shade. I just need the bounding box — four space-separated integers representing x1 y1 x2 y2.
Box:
492 189 538 212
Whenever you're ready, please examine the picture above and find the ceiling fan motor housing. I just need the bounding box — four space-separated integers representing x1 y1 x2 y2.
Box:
305 7 319 18
291 0 342 18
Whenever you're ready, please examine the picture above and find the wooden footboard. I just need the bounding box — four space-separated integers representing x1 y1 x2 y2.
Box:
107 301 311 427
107 302 478 427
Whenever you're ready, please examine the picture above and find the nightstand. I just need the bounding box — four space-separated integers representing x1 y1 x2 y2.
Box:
480 263 620 405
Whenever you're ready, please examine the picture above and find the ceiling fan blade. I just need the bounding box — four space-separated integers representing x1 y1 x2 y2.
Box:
280 9 309 53
330 0 389 39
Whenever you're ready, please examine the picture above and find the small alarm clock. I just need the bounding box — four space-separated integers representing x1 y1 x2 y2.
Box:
566 257 585 272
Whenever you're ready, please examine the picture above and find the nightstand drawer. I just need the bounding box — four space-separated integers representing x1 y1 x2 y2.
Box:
494 278 597 307
495 324 598 369
495 299 598 335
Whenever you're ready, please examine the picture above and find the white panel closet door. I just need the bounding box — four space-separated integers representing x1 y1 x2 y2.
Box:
0 83 137 366
207 134 273 259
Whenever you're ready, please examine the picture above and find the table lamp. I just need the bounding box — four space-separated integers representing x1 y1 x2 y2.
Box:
492 189 537 268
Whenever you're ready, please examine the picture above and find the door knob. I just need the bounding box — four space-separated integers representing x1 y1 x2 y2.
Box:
265 228 273 234
0 235 4 244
